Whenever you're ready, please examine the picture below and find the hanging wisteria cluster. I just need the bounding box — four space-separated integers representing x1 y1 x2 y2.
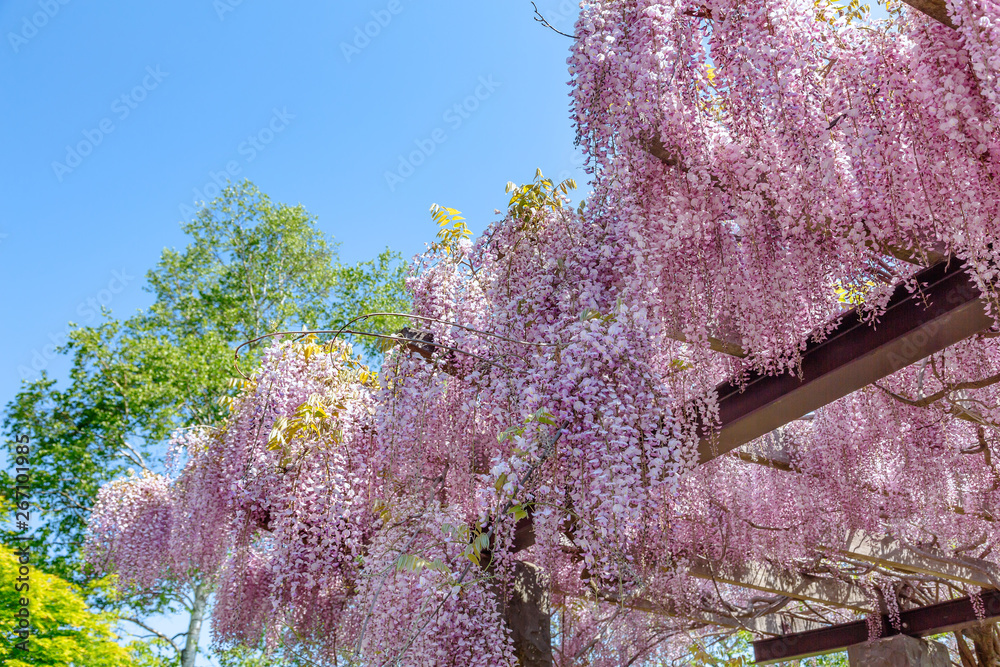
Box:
570 0 1000 368
86 0 1000 664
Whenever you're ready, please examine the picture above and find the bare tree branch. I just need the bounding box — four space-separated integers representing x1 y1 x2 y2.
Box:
531 2 576 39
120 616 182 657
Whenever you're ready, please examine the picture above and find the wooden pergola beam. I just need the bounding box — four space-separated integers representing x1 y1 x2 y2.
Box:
584 586 827 635
688 558 870 612
699 258 991 463
664 328 747 358
901 0 957 28
839 530 997 589
754 589 1000 663
695 609 826 635
731 614 826 635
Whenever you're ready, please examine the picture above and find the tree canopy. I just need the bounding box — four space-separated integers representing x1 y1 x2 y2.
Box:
3 180 409 666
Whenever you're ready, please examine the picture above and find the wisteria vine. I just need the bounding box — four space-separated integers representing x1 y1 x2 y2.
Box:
86 0 1000 663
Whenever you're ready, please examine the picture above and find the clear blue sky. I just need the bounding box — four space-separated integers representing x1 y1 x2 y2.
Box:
0 1 584 663
0 0 586 405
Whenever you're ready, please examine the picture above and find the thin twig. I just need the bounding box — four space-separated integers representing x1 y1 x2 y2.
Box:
233 328 512 379
336 311 559 349
531 1 576 38
119 616 182 656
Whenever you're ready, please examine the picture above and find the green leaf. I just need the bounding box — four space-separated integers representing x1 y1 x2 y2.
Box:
0 548 131 667
534 408 556 426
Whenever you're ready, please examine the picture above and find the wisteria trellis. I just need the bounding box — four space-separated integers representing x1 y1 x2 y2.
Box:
85 0 1000 664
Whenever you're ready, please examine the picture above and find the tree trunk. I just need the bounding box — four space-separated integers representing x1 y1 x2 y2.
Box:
959 623 1000 667
180 583 209 667
503 561 553 667
958 630 979 667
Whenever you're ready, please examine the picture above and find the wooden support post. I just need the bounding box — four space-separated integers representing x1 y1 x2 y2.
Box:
847 635 950 666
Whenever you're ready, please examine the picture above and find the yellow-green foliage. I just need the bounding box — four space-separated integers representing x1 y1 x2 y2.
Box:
505 168 576 221
834 278 876 305
815 0 870 25
429 204 472 255
0 547 131 667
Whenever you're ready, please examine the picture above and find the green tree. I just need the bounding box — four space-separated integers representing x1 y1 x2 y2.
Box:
2 180 410 667
0 547 132 667
141 180 408 346
4 324 235 582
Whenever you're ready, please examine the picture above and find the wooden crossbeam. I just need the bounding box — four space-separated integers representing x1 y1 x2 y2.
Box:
694 609 826 635
731 614 826 635
839 530 997 588
688 558 870 612
753 589 1000 663
664 328 747 358
901 0 956 28
733 450 796 471
699 259 991 463
585 587 827 635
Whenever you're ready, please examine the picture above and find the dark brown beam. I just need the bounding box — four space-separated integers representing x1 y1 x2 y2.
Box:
699 259 991 463
497 261 991 474
901 0 956 28
753 589 1000 663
